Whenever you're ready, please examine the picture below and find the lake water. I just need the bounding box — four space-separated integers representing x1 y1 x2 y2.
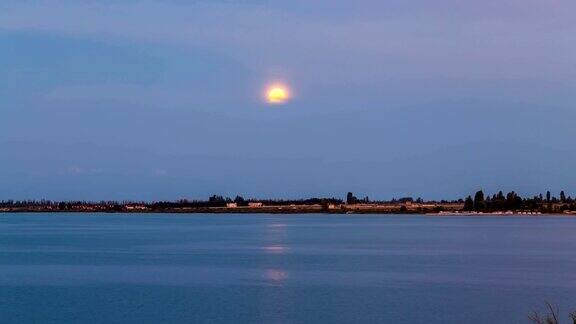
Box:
1 213 575 323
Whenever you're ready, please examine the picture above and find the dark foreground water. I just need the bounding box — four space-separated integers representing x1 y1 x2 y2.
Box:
1 214 575 324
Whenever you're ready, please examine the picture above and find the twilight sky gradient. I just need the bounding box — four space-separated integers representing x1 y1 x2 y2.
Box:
1 0 575 201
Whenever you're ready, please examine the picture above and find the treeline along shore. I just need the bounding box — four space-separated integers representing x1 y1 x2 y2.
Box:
2 190 576 215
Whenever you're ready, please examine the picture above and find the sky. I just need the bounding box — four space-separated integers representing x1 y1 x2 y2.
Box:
1 0 575 201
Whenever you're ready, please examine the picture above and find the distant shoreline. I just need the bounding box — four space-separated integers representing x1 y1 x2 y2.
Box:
2 189 575 215
1 207 575 216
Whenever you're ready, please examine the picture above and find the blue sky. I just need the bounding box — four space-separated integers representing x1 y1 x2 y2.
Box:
1 0 575 201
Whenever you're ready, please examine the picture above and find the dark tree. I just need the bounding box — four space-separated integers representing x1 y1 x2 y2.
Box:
493 191 506 210
560 191 566 203
473 190 485 211
547 191 551 202
346 192 358 204
463 196 474 211
208 195 227 207
208 195 225 203
528 302 560 324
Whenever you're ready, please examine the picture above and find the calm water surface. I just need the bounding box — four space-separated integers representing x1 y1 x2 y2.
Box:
1 213 575 323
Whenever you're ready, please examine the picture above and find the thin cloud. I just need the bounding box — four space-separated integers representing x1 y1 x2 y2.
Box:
1 0 574 84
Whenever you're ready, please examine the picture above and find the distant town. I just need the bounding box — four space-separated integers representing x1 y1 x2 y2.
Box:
1 190 576 215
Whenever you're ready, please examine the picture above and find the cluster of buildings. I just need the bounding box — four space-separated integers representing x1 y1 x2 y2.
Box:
226 202 263 208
